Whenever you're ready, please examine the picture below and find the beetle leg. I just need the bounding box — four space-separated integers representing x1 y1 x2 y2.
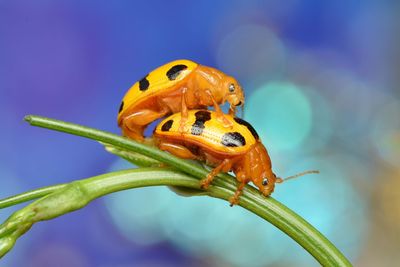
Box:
228 105 236 116
178 87 189 133
229 180 246 207
121 124 145 141
205 90 233 128
121 109 168 141
158 141 197 159
123 109 168 126
200 158 232 189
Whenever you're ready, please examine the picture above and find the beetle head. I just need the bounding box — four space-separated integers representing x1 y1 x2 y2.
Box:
223 76 244 109
253 172 280 196
246 142 281 196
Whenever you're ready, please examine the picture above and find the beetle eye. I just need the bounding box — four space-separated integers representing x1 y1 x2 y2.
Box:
229 83 235 92
262 178 268 186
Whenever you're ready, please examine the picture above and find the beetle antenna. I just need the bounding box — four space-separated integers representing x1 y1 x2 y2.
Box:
276 170 319 183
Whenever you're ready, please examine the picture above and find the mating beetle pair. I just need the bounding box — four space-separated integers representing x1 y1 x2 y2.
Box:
117 59 280 205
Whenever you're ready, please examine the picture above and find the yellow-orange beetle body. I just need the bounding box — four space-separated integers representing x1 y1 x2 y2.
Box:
118 59 244 141
153 109 280 205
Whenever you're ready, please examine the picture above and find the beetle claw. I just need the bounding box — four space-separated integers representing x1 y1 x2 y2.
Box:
216 114 234 128
200 179 210 189
229 195 239 206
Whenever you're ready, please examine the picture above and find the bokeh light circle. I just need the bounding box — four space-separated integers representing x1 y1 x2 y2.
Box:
160 194 288 267
376 170 400 234
274 155 368 264
216 24 286 86
105 187 173 246
104 159 173 246
301 87 334 152
370 98 400 167
245 81 313 152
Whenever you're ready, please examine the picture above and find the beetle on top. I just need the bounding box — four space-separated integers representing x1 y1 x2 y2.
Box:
118 59 245 141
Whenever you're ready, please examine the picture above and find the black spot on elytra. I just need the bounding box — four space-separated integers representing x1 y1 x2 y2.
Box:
191 110 211 135
139 75 150 91
195 110 211 121
221 132 246 147
166 64 188 80
161 120 174 132
118 101 124 113
234 117 259 140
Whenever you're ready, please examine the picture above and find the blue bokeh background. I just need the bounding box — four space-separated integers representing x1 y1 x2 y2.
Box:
1 1 399 266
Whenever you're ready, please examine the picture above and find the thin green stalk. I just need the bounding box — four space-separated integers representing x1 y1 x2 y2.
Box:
0 168 201 257
103 142 163 167
0 184 67 210
0 115 352 266
0 144 184 209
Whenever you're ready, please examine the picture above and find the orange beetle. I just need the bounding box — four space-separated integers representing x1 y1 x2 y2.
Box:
118 59 244 141
153 109 282 205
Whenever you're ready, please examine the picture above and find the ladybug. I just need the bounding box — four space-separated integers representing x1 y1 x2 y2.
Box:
153 109 281 206
117 59 244 141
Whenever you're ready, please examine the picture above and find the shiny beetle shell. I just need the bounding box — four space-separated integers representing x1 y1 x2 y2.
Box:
117 59 197 124
154 110 258 155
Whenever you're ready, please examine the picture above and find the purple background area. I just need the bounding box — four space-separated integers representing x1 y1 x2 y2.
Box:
1 1 399 266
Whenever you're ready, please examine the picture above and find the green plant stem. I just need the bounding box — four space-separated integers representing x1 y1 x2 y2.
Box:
0 184 67 210
0 168 200 257
0 144 180 210
3 115 351 266
24 115 215 180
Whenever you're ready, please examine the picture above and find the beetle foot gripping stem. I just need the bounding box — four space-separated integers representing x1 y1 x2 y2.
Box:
199 170 217 190
200 159 232 190
229 181 246 207
200 170 219 189
199 178 212 189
